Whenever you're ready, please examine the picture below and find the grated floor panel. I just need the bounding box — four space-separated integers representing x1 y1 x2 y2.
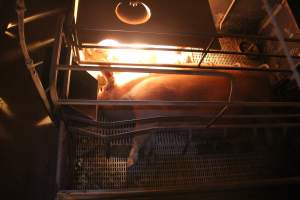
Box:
69 124 296 190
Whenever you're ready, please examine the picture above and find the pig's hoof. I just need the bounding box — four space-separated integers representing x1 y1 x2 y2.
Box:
127 157 136 168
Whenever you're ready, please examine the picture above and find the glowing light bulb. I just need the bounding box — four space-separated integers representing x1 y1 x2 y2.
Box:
115 1 151 25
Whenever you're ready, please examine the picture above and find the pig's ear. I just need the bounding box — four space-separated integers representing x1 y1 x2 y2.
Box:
97 75 106 99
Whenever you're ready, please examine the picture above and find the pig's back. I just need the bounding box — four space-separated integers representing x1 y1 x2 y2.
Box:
125 72 272 119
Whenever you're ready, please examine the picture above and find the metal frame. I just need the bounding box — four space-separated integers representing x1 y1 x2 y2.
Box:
44 0 300 199
57 177 300 200
48 0 300 110
48 37 300 111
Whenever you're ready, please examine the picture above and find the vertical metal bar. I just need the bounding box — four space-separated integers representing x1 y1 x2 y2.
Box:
262 0 300 88
55 120 68 192
73 20 81 62
50 15 65 105
62 49 72 99
198 37 216 66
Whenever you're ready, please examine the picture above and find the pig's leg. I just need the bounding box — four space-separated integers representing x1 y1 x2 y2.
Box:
127 132 152 168
127 109 160 168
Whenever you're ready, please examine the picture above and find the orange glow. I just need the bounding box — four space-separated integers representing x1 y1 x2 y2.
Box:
80 39 199 86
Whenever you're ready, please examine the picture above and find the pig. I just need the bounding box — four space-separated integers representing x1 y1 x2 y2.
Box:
98 70 272 168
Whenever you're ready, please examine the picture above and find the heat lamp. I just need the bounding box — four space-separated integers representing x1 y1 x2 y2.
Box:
115 0 151 25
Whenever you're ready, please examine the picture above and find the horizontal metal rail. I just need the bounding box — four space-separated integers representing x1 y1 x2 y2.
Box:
57 65 235 81
65 114 300 127
57 99 300 107
79 44 300 60
70 122 300 139
59 65 292 75
77 62 293 73
75 26 300 43
56 65 298 108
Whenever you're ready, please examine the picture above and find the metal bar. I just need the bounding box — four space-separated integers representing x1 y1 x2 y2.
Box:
73 22 81 62
57 99 300 107
79 44 300 60
259 0 286 33
262 0 300 88
65 114 300 127
75 26 300 43
59 65 235 78
49 16 65 105
62 48 72 99
16 0 53 118
8 8 64 29
219 0 237 30
83 62 293 73
57 177 300 199
4 31 16 39
55 121 67 191
80 44 200 52
60 64 292 73
70 122 300 139
198 37 216 66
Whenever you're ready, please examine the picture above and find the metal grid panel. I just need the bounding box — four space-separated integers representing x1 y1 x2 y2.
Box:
68 119 297 191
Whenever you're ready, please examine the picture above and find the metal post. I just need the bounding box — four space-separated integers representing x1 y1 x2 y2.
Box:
55 121 68 192
50 15 65 105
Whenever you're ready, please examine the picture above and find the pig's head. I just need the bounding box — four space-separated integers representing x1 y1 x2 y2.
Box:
97 73 116 100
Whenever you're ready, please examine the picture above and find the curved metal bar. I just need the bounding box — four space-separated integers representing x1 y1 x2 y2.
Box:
16 0 32 65
16 0 53 118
